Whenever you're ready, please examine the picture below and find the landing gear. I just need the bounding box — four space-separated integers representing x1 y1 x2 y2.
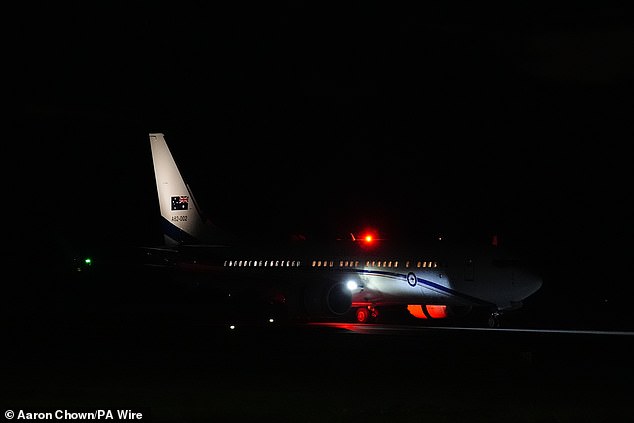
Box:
356 307 370 323
355 306 379 323
488 312 502 328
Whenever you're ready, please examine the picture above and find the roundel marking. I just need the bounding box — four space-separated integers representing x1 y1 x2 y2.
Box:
407 272 417 287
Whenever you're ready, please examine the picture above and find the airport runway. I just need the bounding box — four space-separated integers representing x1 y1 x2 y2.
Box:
2 303 633 423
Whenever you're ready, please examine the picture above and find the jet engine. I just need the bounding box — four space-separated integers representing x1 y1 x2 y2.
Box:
407 304 473 320
302 281 352 318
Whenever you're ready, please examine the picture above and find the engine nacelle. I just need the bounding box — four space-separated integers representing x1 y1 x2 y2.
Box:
407 304 473 320
303 281 352 318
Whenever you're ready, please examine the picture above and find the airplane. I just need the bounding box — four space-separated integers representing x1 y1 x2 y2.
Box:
142 132 543 328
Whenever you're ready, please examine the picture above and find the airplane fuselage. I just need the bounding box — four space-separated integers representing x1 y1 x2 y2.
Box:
147 238 542 322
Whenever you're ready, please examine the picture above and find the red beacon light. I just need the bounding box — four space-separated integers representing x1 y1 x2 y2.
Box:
350 232 375 242
346 231 383 246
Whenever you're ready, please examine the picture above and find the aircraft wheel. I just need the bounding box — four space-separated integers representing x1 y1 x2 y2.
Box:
488 312 501 328
355 307 371 323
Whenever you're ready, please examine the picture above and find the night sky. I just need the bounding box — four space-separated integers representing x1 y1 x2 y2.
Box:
8 4 633 325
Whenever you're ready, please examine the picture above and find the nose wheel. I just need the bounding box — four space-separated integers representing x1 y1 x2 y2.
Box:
488 312 502 328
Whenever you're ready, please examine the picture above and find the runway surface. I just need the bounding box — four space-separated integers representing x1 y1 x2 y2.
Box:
2 301 633 423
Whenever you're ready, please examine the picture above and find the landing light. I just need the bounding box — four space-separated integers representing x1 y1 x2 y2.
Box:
346 281 358 290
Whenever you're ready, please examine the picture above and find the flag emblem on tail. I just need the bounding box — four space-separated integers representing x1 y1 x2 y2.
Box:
171 196 189 210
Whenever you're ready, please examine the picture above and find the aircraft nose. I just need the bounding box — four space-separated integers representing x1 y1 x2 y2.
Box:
530 274 543 295
514 268 543 298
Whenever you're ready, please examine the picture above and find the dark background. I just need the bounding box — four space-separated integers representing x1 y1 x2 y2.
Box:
6 3 633 328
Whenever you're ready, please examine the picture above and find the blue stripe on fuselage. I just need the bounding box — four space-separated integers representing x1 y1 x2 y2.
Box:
349 268 493 307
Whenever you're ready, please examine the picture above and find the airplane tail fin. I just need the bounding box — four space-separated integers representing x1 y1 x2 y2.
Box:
149 133 227 246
